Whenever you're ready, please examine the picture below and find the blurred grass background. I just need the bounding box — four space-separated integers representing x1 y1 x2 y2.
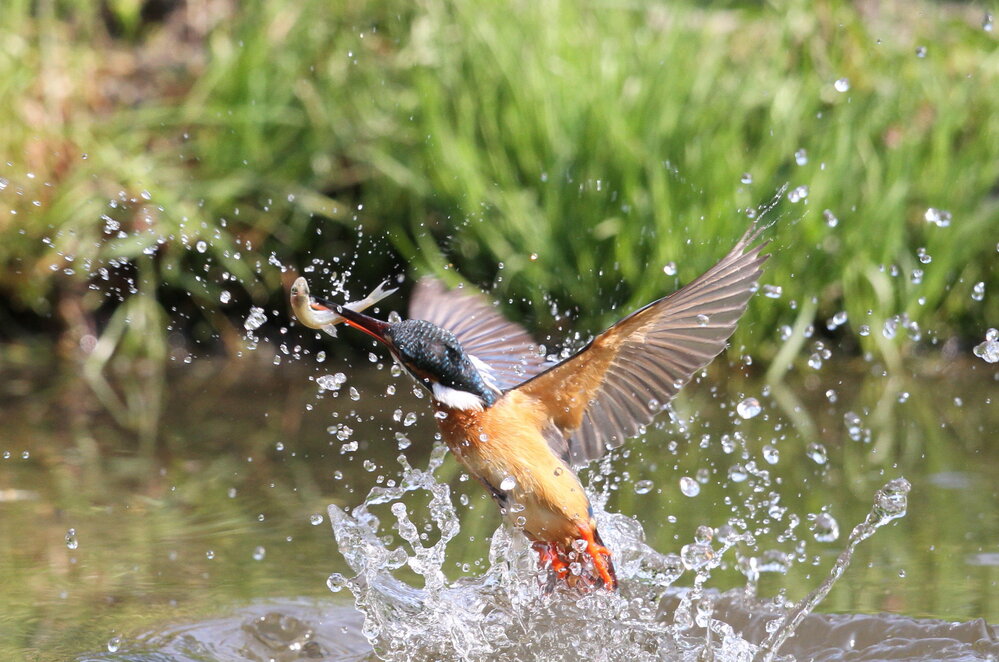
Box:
0 0 996 368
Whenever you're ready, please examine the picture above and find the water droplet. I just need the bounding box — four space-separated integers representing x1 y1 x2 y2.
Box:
827 311 848 330
396 432 411 449
107 636 122 653
973 328 999 363
680 542 713 570
363 460 376 472
662 261 677 276
736 397 762 419
924 207 951 227
205 549 215 560
252 546 266 561
794 149 808 165
858 324 870 336
696 314 710 326
327 572 347 592
679 476 700 497
984 12 994 31
740 172 753 184
244 307 267 331
349 387 360 401
634 479 654 495
882 316 898 339
806 442 828 464
875 478 910 519
65 528 78 550
310 513 324 526
915 46 927 58
500 476 517 491
971 281 985 301
728 464 748 482
195 240 208 253
403 412 418 426
758 549 790 574
762 284 782 299
844 411 864 441
823 209 838 227
834 77 850 92
323 375 346 395
762 445 779 464
219 290 231 304
812 512 840 542
789 185 810 203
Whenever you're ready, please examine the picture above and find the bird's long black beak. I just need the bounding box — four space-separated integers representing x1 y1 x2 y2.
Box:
333 304 392 345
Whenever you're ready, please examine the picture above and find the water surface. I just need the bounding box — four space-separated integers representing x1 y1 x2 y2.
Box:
1 354 995 659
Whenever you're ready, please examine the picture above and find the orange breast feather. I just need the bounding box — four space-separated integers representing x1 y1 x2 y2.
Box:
435 391 592 543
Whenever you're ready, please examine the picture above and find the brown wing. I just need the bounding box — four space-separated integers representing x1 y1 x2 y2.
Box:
408 277 548 391
515 223 770 467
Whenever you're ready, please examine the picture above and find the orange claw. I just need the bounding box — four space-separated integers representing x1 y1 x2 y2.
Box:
533 530 617 591
577 525 618 590
533 541 570 580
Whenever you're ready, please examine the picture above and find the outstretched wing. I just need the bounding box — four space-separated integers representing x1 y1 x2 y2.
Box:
515 223 770 467
408 277 548 391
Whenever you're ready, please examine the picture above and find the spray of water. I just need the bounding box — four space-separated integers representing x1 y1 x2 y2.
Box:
326 444 913 662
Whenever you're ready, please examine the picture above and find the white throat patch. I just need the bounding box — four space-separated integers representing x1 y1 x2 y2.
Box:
432 383 484 411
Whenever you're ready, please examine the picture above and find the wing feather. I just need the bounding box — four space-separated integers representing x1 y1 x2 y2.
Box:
516 222 770 466
408 277 548 390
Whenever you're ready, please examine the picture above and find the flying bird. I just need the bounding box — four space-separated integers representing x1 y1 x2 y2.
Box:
291 223 769 590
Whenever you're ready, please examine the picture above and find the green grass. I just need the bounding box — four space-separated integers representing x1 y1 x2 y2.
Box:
0 0 996 371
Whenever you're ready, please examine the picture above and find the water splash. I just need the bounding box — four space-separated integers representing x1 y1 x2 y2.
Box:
327 449 919 661
753 478 911 661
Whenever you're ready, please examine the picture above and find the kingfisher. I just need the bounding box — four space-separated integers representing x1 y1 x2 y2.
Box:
291 223 769 591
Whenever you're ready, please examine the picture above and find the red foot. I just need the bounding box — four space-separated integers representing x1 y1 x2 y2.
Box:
532 528 618 591
576 524 618 591
533 541 570 581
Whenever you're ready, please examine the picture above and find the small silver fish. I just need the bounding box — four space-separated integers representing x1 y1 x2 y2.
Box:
290 276 397 337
